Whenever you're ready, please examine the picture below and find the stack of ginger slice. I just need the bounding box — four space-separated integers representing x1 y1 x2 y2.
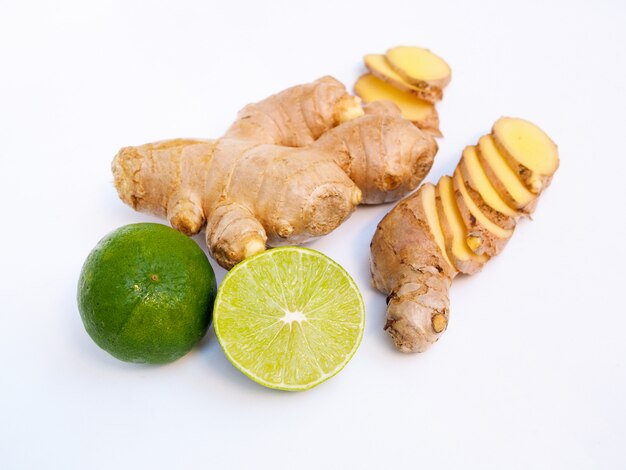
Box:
355 46 451 137
426 117 559 274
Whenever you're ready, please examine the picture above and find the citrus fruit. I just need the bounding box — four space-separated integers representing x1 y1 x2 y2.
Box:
77 223 216 364
214 246 365 391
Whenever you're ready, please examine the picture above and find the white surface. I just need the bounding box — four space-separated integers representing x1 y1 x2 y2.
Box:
1 1 625 468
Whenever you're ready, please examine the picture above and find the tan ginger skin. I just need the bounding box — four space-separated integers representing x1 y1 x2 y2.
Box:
112 77 437 269
371 117 559 353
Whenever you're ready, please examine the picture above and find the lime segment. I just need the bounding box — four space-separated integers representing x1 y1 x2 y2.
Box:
214 247 365 391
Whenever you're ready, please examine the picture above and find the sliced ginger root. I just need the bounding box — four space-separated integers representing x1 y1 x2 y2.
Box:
364 54 442 103
113 76 438 270
370 117 558 353
354 74 441 136
386 46 451 91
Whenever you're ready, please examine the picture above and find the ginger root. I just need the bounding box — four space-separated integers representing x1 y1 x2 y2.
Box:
112 77 437 269
370 117 559 352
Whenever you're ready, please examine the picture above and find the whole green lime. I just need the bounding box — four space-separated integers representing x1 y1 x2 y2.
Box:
77 223 216 364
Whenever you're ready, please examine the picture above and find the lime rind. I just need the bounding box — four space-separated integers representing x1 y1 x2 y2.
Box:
214 246 365 391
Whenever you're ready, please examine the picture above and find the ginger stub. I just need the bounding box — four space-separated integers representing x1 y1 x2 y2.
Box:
112 77 437 269
370 184 455 353
371 117 559 353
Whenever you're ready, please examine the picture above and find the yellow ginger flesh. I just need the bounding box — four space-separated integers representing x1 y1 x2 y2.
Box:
421 183 453 268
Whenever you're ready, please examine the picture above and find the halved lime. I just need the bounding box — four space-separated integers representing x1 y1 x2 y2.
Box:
214 247 365 391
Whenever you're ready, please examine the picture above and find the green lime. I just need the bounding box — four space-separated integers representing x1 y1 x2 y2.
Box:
214 246 365 391
77 223 216 364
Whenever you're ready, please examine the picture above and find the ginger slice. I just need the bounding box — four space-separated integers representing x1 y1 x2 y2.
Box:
386 46 451 90
354 74 441 136
364 54 442 103
453 169 513 256
436 176 488 274
421 183 454 268
492 117 559 194
477 135 537 213
461 146 519 218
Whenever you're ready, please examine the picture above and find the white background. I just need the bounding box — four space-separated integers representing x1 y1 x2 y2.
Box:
1 1 625 468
